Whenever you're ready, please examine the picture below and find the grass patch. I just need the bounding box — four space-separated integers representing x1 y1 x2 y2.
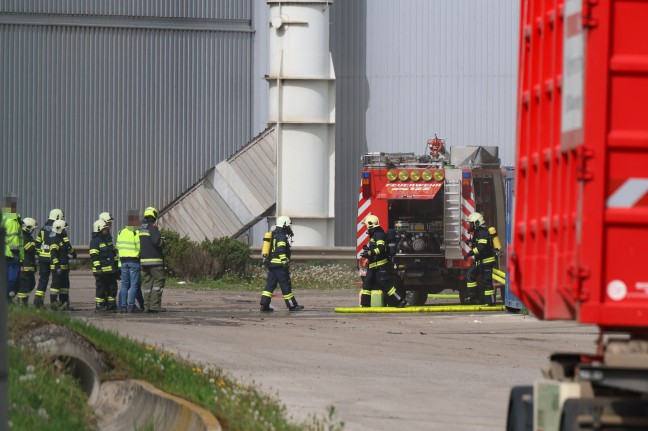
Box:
167 262 360 292
8 306 344 431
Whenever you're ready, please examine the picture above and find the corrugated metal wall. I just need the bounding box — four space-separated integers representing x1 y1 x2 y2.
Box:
2 0 519 248
330 0 519 246
1 1 253 245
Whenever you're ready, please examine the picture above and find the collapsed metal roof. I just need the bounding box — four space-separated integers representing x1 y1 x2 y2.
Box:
158 127 276 241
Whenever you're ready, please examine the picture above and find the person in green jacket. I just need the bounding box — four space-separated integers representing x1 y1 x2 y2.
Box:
3 194 23 299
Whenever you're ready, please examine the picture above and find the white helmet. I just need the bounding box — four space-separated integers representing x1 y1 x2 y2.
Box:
467 212 485 228
99 212 114 224
364 215 380 230
49 208 65 221
93 219 108 233
52 219 67 234
22 217 39 233
276 215 292 228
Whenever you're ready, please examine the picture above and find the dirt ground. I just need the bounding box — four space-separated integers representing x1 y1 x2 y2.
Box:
57 271 598 431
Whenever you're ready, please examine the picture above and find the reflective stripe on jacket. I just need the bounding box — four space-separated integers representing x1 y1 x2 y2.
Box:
139 221 163 266
117 226 140 263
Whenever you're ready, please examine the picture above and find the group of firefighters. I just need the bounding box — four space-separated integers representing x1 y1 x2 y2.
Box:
358 211 499 307
3 191 497 312
1 195 166 313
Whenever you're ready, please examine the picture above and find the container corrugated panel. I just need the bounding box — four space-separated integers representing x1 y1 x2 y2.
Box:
0 0 250 20
511 0 648 329
0 20 253 246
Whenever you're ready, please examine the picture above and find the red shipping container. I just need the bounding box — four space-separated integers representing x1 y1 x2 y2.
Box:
511 0 648 330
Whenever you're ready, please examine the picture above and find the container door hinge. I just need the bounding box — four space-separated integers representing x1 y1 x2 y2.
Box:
582 0 599 29
576 146 594 181
568 265 590 300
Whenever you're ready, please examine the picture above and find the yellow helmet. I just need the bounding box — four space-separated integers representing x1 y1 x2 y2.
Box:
144 206 158 220
22 217 38 233
364 215 380 230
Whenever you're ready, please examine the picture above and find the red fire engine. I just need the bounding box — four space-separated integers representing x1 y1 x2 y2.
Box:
356 143 507 306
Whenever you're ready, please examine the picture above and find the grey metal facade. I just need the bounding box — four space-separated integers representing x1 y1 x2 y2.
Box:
1 0 254 245
2 0 519 248
329 0 519 246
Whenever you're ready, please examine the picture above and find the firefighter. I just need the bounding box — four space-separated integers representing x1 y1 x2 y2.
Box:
54 220 74 310
47 219 68 310
360 215 407 308
34 208 65 307
90 219 118 312
2 194 23 299
99 211 120 305
16 217 38 306
464 212 496 305
260 216 304 312
139 206 165 313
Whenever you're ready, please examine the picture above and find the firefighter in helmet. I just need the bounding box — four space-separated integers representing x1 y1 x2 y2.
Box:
260 216 304 312
464 212 497 305
90 219 119 312
360 215 407 308
139 206 166 313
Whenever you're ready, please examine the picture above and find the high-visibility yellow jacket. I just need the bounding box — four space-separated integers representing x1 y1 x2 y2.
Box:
116 226 140 263
2 212 23 259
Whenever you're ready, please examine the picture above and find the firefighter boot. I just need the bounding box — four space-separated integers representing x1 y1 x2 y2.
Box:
95 302 107 313
387 288 407 308
33 294 44 309
50 294 60 310
360 290 372 307
19 296 29 307
106 300 117 312
260 294 274 312
286 297 304 312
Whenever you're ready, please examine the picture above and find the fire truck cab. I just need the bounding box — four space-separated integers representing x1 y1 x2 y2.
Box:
357 144 507 306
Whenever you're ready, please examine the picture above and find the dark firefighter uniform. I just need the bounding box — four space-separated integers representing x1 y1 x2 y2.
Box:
260 216 303 311
139 208 165 313
360 223 407 308
35 218 55 299
34 228 63 308
17 227 37 305
90 228 118 311
465 224 497 306
54 227 75 309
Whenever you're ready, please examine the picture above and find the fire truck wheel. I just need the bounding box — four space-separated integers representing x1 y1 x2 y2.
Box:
406 290 428 306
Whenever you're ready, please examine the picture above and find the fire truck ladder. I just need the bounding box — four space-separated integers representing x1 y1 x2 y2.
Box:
443 169 463 260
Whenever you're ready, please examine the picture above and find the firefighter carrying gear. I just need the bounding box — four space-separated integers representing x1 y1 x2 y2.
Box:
360 216 407 308
35 209 74 306
260 218 303 311
464 212 496 305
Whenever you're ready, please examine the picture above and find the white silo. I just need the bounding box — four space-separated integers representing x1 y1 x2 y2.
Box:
267 0 336 246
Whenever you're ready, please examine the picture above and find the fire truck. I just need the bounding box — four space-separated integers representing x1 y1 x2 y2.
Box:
356 139 508 306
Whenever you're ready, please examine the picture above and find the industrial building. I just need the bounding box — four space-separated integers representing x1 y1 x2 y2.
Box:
0 0 518 247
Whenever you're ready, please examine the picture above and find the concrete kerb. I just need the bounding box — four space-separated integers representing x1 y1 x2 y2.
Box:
22 324 221 431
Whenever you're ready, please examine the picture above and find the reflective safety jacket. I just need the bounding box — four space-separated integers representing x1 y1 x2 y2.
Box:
116 226 140 263
268 227 291 267
139 221 163 267
89 232 117 274
365 226 389 270
466 225 496 265
45 231 64 270
2 212 22 259
35 219 54 262
22 230 37 271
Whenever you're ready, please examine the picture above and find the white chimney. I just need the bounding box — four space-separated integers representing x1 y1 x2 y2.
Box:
267 0 336 246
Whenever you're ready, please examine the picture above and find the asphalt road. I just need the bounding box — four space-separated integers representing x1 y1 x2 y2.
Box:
61 271 598 431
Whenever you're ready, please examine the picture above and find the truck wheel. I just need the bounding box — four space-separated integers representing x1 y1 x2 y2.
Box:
506 386 532 431
406 290 428 306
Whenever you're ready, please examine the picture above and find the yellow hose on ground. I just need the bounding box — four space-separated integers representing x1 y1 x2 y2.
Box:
334 305 505 313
